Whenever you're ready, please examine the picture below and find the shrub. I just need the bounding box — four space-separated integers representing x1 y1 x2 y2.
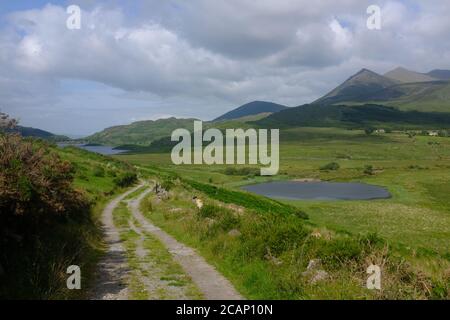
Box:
364 165 374 175
320 162 340 171
161 178 175 191
0 134 92 298
113 172 137 187
317 238 363 268
224 167 260 177
240 214 309 257
92 165 105 177
198 204 219 219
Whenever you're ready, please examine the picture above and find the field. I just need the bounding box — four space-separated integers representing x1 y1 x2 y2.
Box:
117 127 450 298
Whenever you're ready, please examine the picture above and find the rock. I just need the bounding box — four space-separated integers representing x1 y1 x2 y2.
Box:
153 183 169 199
306 259 322 270
310 270 329 284
228 229 241 237
193 198 203 209
302 259 329 284
264 249 283 266
227 204 245 214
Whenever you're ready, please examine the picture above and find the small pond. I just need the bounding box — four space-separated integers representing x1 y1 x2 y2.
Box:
241 181 391 200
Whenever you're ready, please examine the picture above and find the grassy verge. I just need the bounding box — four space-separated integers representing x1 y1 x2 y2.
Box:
140 177 448 299
0 138 138 299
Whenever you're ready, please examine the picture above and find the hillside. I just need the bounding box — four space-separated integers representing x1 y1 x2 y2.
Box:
364 81 450 112
6 126 69 141
315 68 450 112
85 117 197 146
256 103 450 129
427 69 450 80
0 135 137 299
315 69 398 105
213 101 288 122
335 80 450 113
384 67 437 83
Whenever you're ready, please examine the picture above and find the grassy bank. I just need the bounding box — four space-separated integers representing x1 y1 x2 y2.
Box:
0 137 137 299
117 127 450 299
138 176 447 299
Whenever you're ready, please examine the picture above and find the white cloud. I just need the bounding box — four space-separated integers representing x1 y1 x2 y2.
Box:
1 1 449 134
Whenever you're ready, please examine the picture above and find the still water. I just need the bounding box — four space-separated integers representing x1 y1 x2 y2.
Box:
241 181 391 200
58 144 128 155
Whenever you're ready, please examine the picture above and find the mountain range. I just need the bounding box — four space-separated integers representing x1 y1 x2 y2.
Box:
315 67 450 113
15 66 450 145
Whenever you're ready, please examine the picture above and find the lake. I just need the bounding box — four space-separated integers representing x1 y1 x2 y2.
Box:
58 143 129 155
241 181 391 200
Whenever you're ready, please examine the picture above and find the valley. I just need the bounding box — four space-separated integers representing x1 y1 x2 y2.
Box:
2 66 450 300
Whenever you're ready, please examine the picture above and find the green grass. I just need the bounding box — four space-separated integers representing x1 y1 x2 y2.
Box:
46 144 138 299
113 200 202 300
116 127 450 299
140 180 446 299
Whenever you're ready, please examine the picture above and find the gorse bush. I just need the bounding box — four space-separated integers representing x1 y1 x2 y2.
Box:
224 167 260 177
0 134 92 298
0 135 88 221
113 171 138 187
320 162 340 171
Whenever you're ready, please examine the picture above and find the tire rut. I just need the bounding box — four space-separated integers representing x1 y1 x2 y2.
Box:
129 187 244 300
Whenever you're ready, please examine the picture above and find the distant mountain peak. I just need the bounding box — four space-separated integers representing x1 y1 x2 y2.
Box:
384 67 437 83
357 68 376 74
315 68 397 105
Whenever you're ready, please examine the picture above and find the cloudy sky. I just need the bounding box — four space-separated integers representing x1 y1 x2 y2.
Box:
1 0 449 136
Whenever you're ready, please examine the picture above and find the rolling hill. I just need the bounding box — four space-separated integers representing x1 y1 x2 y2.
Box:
213 101 288 122
256 104 450 129
426 69 450 80
6 126 69 141
85 117 197 146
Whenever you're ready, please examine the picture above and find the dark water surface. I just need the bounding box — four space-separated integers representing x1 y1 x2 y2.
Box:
58 144 129 155
241 181 391 200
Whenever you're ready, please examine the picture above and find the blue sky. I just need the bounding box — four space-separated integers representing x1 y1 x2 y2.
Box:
1 1 449 136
